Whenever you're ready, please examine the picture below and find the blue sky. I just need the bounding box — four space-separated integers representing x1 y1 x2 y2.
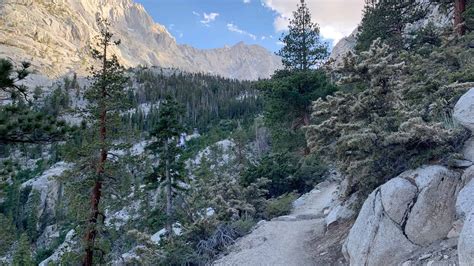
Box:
135 0 365 52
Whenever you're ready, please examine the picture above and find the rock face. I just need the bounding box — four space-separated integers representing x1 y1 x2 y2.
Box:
328 29 357 67
21 162 72 224
0 0 281 80
403 167 460 246
459 212 474 266
457 178 474 220
343 166 461 265
454 88 474 132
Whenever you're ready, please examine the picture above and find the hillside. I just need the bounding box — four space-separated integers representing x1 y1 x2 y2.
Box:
0 0 282 80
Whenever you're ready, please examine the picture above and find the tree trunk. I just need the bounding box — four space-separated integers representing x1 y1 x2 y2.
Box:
165 142 173 236
455 0 467 35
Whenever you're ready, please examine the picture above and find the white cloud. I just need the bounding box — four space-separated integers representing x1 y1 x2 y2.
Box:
243 0 251 3
192 11 200 16
200 12 220 25
261 0 365 45
273 15 289 32
227 23 257 40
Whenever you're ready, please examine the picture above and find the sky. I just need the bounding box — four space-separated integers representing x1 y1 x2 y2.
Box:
135 0 365 52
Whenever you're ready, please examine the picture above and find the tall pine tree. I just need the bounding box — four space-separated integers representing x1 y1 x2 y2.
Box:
146 95 185 236
277 0 328 71
81 17 129 266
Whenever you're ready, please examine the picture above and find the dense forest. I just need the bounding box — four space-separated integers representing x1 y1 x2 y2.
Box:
1 0 474 265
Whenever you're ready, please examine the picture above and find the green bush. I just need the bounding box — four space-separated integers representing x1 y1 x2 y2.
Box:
264 192 299 220
241 152 326 198
307 39 473 197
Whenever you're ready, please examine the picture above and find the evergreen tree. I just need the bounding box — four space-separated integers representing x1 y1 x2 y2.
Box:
258 70 337 153
0 59 67 144
147 95 185 236
12 233 33 266
277 0 328 71
356 0 427 51
81 17 129 266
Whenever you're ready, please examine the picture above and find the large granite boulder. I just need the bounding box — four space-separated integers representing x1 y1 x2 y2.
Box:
403 167 460 246
344 166 461 265
454 88 474 132
459 212 474 266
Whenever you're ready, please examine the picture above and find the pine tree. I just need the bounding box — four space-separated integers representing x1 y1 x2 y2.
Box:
0 59 67 144
277 0 328 71
82 17 129 266
12 233 33 266
356 0 427 51
147 95 185 236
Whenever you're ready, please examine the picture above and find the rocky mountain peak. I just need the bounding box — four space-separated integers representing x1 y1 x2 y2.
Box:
0 0 281 80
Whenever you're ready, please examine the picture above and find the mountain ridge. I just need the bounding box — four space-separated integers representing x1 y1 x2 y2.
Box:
0 0 282 80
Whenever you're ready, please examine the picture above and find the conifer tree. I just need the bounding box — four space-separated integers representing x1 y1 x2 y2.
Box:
147 95 185 236
356 0 426 51
12 233 33 266
0 59 67 144
277 0 328 71
81 17 129 266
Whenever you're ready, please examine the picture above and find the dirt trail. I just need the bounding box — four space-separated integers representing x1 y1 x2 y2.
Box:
214 182 338 266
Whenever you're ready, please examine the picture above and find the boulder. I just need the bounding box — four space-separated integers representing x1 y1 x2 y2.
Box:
454 88 474 132
404 167 460 246
462 138 474 162
343 189 418 265
325 192 358 227
456 179 474 220
459 212 474 266
344 165 462 265
380 178 418 224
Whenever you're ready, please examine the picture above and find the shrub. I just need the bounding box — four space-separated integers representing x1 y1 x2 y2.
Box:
307 39 472 197
264 192 299 220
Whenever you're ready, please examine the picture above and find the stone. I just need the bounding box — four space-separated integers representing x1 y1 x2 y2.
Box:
454 88 474 132
404 166 460 246
459 212 474 266
343 190 418 265
453 159 473 168
380 178 418 224
457 179 474 219
462 138 474 162
325 193 358 227
344 165 462 265
462 165 474 184
447 220 464 238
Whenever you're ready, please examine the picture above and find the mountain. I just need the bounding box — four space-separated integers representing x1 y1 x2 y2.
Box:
0 0 282 80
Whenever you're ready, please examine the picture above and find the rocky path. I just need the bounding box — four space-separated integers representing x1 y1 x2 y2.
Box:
214 182 338 266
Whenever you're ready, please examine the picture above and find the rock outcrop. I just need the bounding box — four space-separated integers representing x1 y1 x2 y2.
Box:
343 166 461 265
328 29 357 67
0 0 281 80
21 162 72 224
454 88 474 132
459 212 474 265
